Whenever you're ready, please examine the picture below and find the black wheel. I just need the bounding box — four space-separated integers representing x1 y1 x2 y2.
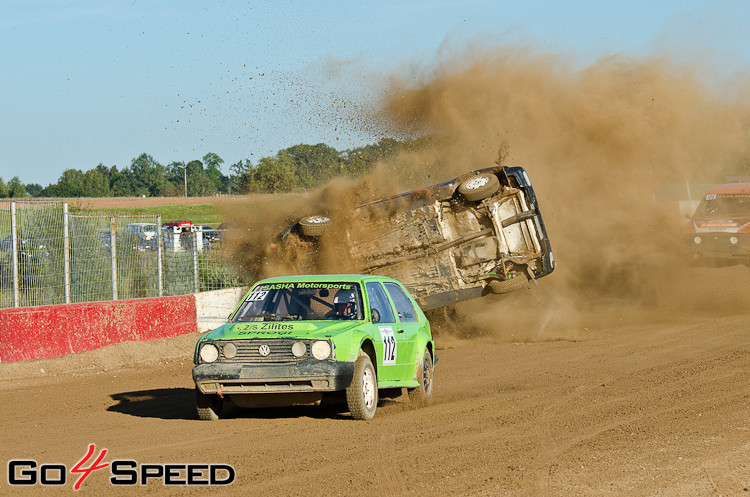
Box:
196 389 223 421
407 348 434 406
486 273 531 294
298 215 331 237
457 174 500 201
346 353 378 420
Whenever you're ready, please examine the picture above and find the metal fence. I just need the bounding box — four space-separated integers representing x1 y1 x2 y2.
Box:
0 201 247 309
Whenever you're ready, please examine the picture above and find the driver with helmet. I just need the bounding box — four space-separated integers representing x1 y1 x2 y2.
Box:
326 287 358 320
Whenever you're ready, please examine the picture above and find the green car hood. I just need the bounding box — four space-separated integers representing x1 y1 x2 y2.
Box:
199 320 362 342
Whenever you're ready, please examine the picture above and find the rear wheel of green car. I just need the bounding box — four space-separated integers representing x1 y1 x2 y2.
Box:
196 389 223 421
346 353 378 420
408 349 434 406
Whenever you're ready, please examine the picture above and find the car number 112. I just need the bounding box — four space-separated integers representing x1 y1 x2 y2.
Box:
379 326 397 365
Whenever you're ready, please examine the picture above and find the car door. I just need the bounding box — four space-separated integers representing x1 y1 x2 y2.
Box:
364 281 406 381
383 282 421 380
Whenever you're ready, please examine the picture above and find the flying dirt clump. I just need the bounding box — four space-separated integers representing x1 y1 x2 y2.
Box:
218 172 403 281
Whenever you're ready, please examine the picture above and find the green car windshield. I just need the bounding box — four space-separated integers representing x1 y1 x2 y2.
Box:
233 282 365 322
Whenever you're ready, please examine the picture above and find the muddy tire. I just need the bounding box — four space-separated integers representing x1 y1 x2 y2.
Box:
407 348 434 406
486 273 531 294
196 390 223 421
298 215 331 237
346 353 378 420
458 174 500 201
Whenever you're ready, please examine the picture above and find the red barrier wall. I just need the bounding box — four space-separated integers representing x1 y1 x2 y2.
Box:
0 295 197 363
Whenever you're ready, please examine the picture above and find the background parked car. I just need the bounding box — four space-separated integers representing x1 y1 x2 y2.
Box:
0 235 49 256
0 235 53 287
198 225 221 244
125 222 157 241
99 230 148 252
684 182 750 266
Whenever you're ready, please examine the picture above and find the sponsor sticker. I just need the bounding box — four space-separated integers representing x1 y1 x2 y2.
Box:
236 323 294 332
259 282 352 291
699 222 737 228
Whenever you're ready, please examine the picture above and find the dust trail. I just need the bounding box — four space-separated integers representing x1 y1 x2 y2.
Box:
369 47 750 338
224 46 750 340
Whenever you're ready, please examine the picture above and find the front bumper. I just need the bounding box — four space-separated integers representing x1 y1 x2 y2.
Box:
193 359 355 395
686 233 750 260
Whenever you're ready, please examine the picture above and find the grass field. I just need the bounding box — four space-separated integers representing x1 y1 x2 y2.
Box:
62 194 306 225
5 192 312 229
100 204 223 225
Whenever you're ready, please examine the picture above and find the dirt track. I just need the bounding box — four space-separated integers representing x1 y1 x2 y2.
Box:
1 267 748 496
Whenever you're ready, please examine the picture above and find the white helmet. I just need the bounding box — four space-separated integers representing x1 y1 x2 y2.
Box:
334 288 357 304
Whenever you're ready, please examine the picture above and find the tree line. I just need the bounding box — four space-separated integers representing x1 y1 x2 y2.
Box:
0 138 424 199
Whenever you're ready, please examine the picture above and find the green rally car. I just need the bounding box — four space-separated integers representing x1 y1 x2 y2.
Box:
192 274 435 420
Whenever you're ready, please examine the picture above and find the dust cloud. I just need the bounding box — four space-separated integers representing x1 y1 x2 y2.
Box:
223 46 750 340
218 174 399 280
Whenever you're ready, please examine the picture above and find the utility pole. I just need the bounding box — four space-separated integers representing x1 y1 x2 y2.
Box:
178 164 188 197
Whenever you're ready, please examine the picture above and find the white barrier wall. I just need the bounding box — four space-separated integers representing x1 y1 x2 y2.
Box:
195 286 249 332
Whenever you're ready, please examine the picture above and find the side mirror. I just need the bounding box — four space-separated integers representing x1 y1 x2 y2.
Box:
371 308 380 324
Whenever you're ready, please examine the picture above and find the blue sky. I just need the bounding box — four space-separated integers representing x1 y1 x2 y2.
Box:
2 0 749 186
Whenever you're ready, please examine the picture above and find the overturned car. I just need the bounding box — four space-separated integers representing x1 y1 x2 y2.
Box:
282 166 554 310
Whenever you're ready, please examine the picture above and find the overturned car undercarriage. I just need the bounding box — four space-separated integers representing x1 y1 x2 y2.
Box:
280 166 554 311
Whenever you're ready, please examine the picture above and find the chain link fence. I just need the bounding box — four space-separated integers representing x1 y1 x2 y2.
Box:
0 201 247 309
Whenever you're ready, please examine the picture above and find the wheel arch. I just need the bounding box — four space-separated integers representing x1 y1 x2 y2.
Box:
413 334 434 366
359 338 377 375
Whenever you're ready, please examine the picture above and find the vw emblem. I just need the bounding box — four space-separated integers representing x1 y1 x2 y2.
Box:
258 344 271 357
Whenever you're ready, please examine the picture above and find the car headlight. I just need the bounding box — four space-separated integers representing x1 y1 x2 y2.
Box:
730 236 739 245
693 236 702 245
200 343 219 363
311 341 331 360
291 341 306 357
222 342 237 359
